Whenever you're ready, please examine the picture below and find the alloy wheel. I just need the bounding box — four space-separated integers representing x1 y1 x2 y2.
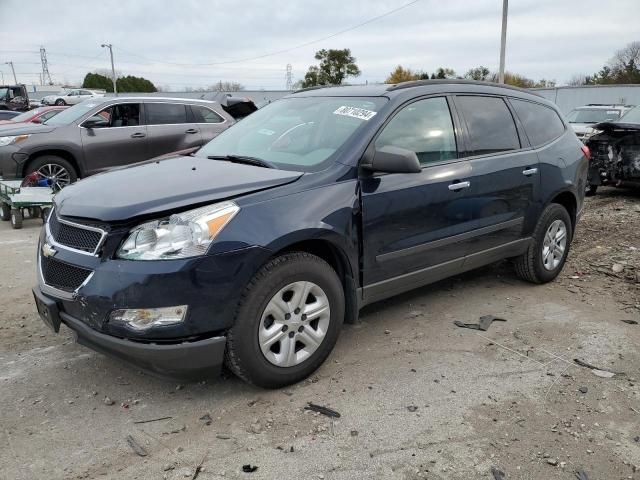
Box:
258 281 331 367
542 219 567 271
35 163 71 190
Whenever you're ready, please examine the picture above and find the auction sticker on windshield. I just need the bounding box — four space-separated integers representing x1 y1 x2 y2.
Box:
333 106 377 121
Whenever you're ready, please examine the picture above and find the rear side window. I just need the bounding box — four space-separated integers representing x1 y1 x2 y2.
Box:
456 95 520 155
191 105 224 123
145 103 188 125
510 99 565 147
375 97 457 165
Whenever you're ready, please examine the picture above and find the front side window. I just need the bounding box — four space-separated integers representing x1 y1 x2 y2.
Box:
84 103 141 127
191 105 224 123
80 90 93 96
511 99 565 147
44 101 104 125
196 96 387 172
374 97 457 165
145 103 187 125
456 95 520 156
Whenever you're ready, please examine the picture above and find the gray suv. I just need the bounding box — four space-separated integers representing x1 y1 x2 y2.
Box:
0 97 234 189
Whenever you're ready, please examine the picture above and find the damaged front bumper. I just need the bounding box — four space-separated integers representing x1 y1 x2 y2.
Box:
586 122 640 188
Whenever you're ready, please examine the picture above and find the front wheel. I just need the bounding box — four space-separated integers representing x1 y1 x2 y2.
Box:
225 252 345 388
10 209 23 229
26 155 77 190
54 99 66 106
0 202 10 221
514 204 573 284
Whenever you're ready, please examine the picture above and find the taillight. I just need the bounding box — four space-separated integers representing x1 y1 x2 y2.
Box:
581 145 591 160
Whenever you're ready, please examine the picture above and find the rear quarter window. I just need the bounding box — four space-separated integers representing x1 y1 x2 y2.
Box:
510 98 565 147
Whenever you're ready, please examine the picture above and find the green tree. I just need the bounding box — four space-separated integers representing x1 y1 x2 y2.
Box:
116 75 157 93
82 72 114 92
464 66 491 81
385 65 420 84
302 48 361 87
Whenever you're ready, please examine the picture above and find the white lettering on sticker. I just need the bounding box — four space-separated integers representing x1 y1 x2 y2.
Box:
606 110 619 114
333 106 377 121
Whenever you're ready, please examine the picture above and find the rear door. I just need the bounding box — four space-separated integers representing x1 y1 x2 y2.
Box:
361 96 476 302
452 94 539 264
189 104 231 143
79 102 148 173
144 102 203 157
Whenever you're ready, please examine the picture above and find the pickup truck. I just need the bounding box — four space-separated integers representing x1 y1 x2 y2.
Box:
0 84 30 112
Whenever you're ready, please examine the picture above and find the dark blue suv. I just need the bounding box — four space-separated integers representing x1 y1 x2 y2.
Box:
33 80 588 388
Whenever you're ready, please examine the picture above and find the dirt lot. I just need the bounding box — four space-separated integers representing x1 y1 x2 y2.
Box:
1 188 639 480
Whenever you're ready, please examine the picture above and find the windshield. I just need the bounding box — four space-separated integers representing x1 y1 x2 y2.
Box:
0 88 8 99
618 106 640 124
44 100 101 125
196 96 387 172
566 108 621 124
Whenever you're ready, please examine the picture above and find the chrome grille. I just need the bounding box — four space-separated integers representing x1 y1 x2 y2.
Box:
40 256 92 293
48 212 105 255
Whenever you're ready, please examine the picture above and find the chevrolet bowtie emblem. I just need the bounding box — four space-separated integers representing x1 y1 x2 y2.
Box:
42 243 56 258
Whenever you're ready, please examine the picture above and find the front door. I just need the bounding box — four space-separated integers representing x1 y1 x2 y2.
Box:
79 102 148 174
361 96 477 303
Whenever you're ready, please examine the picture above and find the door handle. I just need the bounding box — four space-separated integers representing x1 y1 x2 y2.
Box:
185 128 198 134
448 181 471 191
130 132 146 138
522 167 538 176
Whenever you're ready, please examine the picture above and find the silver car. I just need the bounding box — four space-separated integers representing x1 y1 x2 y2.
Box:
41 89 104 106
0 97 234 189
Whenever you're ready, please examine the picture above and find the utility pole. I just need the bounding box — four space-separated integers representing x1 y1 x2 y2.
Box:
5 62 17 83
498 0 508 84
40 47 52 85
101 43 117 95
285 64 293 90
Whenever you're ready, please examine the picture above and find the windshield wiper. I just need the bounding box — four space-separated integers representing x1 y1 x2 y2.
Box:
207 154 277 169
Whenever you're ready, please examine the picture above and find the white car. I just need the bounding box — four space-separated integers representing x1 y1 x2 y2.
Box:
41 89 104 106
566 104 634 141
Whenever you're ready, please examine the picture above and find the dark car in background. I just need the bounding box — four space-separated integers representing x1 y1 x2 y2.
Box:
0 97 234 189
585 105 640 195
32 81 587 387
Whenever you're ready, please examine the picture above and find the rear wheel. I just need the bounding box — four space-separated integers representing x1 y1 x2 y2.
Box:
10 209 23 229
26 155 77 190
225 252 345 388
514 203 572 284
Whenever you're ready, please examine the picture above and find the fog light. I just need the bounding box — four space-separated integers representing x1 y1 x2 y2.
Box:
109 306 188 331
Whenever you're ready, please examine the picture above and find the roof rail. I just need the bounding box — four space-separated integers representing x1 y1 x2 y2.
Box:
385 78 538 95
292 85 338 94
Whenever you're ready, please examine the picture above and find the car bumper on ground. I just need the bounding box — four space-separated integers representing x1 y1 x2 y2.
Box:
33 284 227 379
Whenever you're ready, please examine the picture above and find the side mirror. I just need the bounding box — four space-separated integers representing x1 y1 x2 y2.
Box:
363 145 421 174
83 118 109 129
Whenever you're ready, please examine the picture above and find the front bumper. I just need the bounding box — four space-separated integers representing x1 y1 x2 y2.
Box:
0 145 27 180
34 285 226 379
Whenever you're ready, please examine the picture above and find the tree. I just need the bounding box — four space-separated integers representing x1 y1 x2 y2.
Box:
302 48 361 88
211 81 244 92
580 41 640 85
464 66 491 81
82 72 114 92
385 65 420 84
433 67 457 79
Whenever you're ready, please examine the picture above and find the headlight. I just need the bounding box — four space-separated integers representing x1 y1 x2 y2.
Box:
116 201 239 260
0 135 30 147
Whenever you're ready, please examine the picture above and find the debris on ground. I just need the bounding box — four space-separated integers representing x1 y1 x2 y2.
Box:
578 386 588 394
133 416 172 424
304 403 341 418
491 466 506 479
621 319 638 325
216 433 231 440
592 369 616 378
454 315 507 331
125 434 148 457
103 396 115 406
573 358 623 375
242 464 258 473
546 458 558 466
199 413 212 425
575 469 590 480
406 405 418 412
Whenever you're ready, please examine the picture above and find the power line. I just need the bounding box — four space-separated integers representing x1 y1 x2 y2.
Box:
113 0 421 67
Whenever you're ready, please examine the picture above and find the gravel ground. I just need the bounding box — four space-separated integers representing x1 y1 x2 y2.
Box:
1 187 639 480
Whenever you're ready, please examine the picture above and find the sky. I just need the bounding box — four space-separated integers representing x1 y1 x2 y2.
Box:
0 0 638 91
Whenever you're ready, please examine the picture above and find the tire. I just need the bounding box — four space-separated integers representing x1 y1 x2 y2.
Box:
41 207 52 223
586 184 598 196
514 203 573 284
26 155 77 190
54 99 66 106
10 209 23 229
0 202 9 221
225 252 345 388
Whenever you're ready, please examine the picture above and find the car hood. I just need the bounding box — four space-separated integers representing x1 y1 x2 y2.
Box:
569 123 594 133
54 156 304 221
593 121 640 132
0 123 57 135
